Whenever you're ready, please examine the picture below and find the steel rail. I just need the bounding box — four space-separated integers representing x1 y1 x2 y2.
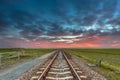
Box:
37 52 58 80
63 52 81 80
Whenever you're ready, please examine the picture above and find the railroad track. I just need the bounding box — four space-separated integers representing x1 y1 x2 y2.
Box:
18 50 90 80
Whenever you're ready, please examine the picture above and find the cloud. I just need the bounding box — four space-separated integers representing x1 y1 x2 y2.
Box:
0 0 120 48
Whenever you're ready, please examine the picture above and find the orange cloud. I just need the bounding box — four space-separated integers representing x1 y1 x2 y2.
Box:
111 44 120 47
1 35 119 48
31 41 101 48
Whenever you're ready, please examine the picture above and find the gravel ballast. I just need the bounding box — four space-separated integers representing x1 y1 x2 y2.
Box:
0 52 54 80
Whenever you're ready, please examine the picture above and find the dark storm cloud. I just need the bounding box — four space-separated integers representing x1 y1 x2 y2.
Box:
0 12 11 29
79 15 97 26
0 0 120 47
11 10 34 25
46 23 65 36
107 18 120 25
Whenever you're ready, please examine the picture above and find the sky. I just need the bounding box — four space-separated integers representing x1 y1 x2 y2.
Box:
0 0 120 48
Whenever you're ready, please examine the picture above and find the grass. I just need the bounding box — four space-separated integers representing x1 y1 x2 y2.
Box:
0 48 55 71
65 49 120 80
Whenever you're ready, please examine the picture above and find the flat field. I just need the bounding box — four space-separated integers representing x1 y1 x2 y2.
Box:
65 49 120 80
0 49 55 71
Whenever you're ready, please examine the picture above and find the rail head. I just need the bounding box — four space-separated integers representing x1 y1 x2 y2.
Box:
63 52 81 80
37 52 58 80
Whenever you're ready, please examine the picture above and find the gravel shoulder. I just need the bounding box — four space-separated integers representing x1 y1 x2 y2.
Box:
72 55 107 80
0 52 54 80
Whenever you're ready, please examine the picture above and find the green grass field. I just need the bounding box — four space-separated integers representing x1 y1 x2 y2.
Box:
0 49 55 71
65 49 120 80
